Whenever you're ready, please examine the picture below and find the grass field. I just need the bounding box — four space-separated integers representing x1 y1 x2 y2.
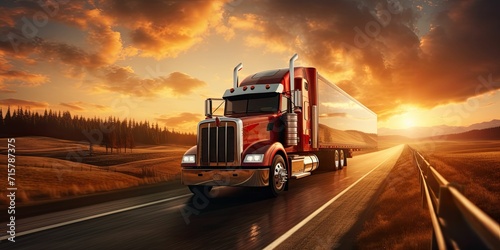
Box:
410 140 500 222
355 145 432 249
0 136 188 205
356 140 500 248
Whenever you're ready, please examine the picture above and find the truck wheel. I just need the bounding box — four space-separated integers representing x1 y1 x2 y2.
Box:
334 150 340 171
338 150 344 169
188 185 212 195
269 155 287 196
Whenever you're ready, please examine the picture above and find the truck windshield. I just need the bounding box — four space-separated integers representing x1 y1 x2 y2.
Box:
225 93 280 115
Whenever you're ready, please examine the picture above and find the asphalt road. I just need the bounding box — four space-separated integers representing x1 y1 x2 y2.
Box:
1 145 404 250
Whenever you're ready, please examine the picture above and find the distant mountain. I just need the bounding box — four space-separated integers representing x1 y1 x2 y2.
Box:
378 119 500 138
425 126 500 141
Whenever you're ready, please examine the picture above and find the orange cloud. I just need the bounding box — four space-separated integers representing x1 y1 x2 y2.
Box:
0 98 49 109
0 0 220 97
58 101 110 112
0 1 123 79
99 66 207 97
60 102 85 111
36 10 122 77
0 70 48 86
0 50 48 92
0 6 27 26
156 112 202 131
101 0 228 59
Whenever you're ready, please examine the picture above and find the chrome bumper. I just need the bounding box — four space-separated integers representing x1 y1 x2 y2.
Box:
181 168 270 187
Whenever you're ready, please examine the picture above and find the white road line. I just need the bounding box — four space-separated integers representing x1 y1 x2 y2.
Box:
0 193 192 241
264 150 397 250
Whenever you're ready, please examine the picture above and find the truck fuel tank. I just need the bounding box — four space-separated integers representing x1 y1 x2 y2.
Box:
290 154 319 179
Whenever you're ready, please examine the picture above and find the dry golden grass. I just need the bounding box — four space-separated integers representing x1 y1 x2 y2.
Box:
355 145 432 249
110 155 183 175
410 140 500 222
0 137 188 205
1 136 95 154
0 154 142 204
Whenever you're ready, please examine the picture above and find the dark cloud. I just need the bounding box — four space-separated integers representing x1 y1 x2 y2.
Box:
407 0 500 105
225 0 500 119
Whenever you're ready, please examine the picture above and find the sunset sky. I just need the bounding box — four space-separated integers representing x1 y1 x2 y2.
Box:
1 0 499 133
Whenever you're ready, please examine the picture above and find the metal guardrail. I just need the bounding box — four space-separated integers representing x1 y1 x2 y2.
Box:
410 147 500 249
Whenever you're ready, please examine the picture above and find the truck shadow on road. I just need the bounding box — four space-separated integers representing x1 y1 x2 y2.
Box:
183 186 275 213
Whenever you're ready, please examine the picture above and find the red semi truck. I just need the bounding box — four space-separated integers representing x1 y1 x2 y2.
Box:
181 54 377 196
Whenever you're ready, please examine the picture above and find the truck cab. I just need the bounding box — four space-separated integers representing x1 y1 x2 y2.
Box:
181 54 377 196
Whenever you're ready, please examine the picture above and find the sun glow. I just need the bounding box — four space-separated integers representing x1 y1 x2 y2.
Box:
379 105 422 130
403 114 416 128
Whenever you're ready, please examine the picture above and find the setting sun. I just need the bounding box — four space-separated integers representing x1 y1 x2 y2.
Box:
403 115 416 129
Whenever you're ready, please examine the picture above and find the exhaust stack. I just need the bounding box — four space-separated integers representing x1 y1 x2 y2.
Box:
284 53 299 147
233 63 243 88
289 54 298 94
289 53 302 113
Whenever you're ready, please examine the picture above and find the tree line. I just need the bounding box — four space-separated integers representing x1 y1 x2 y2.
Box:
0 107 196 152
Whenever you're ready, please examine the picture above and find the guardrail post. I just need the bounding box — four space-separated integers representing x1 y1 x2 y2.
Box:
421 176 427 209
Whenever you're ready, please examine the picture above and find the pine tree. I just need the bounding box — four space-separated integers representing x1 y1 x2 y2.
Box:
0 107 196 146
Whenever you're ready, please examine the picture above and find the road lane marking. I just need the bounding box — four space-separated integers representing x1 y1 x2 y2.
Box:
264 146 401 249
0 193 192 241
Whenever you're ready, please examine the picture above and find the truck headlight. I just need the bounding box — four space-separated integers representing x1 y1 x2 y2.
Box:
182 155 196 164
244 154 264 163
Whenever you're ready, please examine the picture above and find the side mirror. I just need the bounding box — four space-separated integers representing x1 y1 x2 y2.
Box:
293 77 303 109
205 98 225 118
205 99 213 117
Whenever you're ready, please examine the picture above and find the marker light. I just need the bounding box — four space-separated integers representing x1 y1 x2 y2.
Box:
265 84 270 89
244 154 264 163
250 85 255 90
243 86 248 91
230 88 235 93
182 155 196 164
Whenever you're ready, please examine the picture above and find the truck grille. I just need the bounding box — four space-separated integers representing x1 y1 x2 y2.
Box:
200 121 236 165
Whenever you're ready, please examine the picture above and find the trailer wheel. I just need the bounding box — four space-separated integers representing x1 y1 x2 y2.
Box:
269 155 287 196
339 150 345 169
334 150 340 171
